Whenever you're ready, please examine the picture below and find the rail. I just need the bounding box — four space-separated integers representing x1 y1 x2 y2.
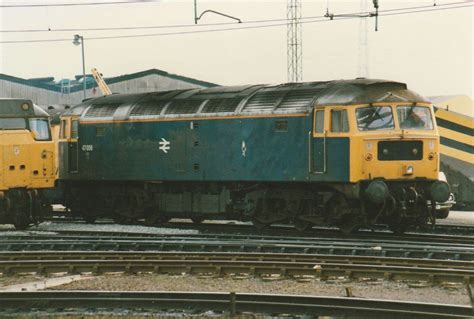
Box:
0 291 471 318
0 253 473 284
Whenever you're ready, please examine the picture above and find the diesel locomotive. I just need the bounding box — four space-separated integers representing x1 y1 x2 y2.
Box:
57 79 450 233
0 99 56 229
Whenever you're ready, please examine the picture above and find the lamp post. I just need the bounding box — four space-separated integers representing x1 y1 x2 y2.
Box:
73 34 86 100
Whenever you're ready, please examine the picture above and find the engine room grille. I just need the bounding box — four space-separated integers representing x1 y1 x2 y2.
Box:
201 98 242 113
242 89 287 112
276 89 321 110
130 100 169 116
166 100 203 115
84 103 121 117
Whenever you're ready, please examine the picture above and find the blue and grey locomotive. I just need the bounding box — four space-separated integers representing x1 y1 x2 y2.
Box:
57 79 450 233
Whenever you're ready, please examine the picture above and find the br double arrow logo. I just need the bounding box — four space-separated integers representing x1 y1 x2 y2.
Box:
159 138 171 154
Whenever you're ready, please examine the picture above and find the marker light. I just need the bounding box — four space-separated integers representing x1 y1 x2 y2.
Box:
365 153 373 161
404 165 414 175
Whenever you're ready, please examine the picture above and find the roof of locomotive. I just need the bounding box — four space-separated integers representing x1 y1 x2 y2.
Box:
0 98 50 117
65 79 430 120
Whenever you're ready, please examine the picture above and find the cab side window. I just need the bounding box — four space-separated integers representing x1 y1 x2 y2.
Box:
71 120 79 139
315 110 325 133
60 119 69 139
331 109 349 133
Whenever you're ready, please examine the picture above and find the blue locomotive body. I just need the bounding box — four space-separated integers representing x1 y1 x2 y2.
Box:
64 115 348 183
57 79 448 232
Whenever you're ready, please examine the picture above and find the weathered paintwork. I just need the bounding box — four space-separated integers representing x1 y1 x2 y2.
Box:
60 115 350 183
0 98 56 229
0 98 49 117
57 79 437 185
55 79 448 232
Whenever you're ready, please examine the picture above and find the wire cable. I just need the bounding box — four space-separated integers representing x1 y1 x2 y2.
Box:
0 3 472 44
0 0 162 8
0 1 469 33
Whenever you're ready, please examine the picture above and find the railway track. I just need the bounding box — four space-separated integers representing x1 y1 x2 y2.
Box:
1 232 474 261
1 226 473 317
41 214 474 236
1 234 474 285
33 226 474 246
0 251 473 284
7 219 474 250
0 291 471 318
32 228 472 255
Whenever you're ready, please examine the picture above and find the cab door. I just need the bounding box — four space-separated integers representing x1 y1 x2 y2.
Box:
312 108 327 174
311 107 351 181
60 117 79 173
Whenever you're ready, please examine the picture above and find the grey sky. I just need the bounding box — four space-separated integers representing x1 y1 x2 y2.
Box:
1 0 472 97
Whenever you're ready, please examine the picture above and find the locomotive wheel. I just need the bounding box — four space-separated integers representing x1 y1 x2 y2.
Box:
293 218 312 232
157 216 171 224
13 212 30 230
326 194 361 234
338 218 360 235
389 222 408 234
191 217 204 224
113 215 130 225
83 215 96 224
145 214 170 225
252 218 270 231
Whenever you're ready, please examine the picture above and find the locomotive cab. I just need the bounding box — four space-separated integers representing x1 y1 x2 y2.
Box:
311 99 449 233
0 99 56 229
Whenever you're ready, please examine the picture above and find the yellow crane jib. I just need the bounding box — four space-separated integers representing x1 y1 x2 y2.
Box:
91 68 112 96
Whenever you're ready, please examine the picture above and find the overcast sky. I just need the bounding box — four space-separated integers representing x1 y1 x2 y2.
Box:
0 0 472 97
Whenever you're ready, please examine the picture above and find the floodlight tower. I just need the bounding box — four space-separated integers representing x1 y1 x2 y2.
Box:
287 0 302 82
358 0 369 78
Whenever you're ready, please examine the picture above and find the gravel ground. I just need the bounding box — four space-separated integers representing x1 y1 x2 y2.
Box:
0 211 471 235
48 273 470 306
0 275 44 287
0 312 263 318
32 221 200 235
1 211 471 312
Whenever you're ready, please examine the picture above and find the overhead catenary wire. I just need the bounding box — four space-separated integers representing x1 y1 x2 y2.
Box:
0 0 162 8
0 1 470 33
0 3 472 44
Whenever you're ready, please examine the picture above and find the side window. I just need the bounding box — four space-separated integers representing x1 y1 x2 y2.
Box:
331 109 349 133
315 110 325 133
60 119 69 139
71 120 79 139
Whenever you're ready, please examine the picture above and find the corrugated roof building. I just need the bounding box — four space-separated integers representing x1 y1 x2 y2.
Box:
0 69 218 106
